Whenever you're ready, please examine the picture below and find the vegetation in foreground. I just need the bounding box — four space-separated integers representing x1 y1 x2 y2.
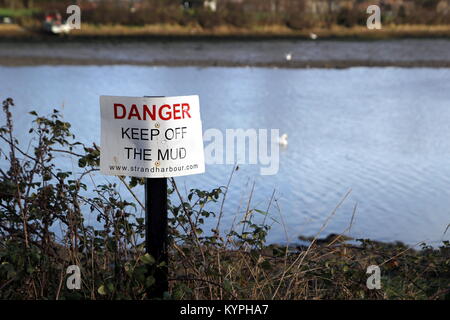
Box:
0 97 449 300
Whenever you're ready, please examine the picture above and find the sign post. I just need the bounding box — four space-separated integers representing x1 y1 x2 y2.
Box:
144 96 168 298
100 95 205 298
145 177 168 297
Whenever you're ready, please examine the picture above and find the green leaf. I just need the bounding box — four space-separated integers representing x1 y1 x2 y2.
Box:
98 285 107 295
254 209 268 215
140 253 155 265
107 283 115 292
223 279 232 292
78 158 87 168
146 276 155 288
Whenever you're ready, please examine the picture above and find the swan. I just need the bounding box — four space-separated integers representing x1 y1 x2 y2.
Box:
309 33 318 40
279 133 288 146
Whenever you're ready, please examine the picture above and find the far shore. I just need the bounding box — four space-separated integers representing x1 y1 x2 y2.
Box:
2 23 450 41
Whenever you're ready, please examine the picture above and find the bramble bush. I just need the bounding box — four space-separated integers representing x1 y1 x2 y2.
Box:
0 97 273 299
1 97 449 300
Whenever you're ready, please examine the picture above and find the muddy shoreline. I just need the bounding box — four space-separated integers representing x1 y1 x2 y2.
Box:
2 56 450 68
1 38 450 68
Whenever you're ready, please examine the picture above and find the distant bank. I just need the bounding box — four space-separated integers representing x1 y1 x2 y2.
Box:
2 23 450 41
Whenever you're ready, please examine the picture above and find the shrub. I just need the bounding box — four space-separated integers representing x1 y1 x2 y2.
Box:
1 97 449 300
223 3 252 28
195 8 222 29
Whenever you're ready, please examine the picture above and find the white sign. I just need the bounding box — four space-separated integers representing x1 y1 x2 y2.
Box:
100 95 205 178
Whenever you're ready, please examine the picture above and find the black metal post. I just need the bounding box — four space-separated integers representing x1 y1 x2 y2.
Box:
145 177 168 298
142 96 168 298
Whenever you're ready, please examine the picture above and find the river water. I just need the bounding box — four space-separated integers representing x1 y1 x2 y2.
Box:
1 40 450 246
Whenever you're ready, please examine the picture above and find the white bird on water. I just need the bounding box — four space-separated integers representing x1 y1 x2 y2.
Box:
309 32 318 40
285 52 292 61
279 133 288 146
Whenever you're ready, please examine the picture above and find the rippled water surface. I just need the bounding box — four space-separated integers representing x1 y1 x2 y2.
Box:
2 65 450 245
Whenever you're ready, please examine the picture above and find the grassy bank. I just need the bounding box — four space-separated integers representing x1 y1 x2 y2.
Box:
0 97 449 300
2 23 450 40
0 8 38 18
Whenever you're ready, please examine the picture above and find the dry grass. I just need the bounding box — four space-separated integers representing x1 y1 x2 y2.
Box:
0 24 27 37
2 23 450 39
54 23 450 38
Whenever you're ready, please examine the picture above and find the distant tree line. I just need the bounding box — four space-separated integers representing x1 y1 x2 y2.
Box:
1 0 450 28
